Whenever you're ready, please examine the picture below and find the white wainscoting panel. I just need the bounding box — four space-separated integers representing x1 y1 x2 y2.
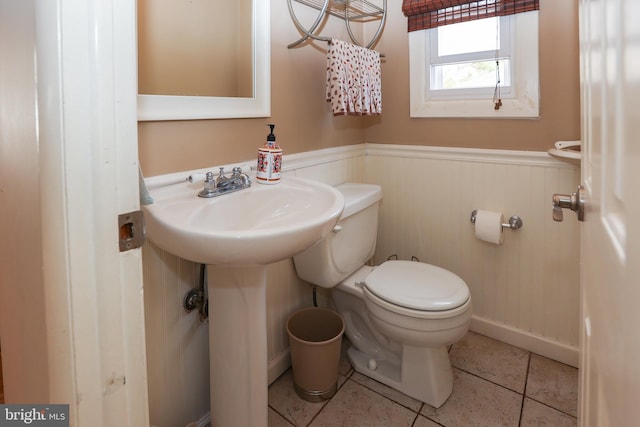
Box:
366 145 580 366
142 241 210 427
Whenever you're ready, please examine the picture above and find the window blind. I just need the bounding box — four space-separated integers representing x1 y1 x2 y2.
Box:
402 0 539 31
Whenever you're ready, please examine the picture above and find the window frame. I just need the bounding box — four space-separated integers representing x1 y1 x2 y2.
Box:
408 11 540 118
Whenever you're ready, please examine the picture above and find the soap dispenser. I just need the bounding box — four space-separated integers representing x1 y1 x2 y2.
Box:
256 124 282 184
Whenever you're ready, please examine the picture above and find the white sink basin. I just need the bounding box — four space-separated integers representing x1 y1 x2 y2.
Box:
142 173 344 265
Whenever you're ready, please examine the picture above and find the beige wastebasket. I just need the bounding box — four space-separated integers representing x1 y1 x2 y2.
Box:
286 307 345 402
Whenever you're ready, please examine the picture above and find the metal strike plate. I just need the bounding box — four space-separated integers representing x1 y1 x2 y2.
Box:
118 210 145 252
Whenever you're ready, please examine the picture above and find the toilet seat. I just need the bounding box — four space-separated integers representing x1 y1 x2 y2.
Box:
364 261 469 312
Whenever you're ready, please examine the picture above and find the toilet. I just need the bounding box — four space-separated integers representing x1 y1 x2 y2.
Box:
292 183 472 408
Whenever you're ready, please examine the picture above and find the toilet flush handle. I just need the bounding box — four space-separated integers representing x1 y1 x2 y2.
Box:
332 225 342 233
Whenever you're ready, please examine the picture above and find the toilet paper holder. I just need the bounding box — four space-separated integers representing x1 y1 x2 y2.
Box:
470 210 523 230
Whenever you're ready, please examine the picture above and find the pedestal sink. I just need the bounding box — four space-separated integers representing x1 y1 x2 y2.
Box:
142 172 344 427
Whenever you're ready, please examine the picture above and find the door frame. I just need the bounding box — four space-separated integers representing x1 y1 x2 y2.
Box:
36 0 148 425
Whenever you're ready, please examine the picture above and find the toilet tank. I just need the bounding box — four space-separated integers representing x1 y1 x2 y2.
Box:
293 183 382 288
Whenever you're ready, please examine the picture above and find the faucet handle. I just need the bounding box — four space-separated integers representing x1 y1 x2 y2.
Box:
232 166 251 188
216 167 228 185
198 171 216 198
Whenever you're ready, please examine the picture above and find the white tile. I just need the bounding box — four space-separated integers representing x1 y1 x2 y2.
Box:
349 372 423 412
309 380 417 427
268 370 326 426
520 398 577 427
269 407 294 427
526 353 578 416
412 415 442 427
450 331 530 393
420 368 522 427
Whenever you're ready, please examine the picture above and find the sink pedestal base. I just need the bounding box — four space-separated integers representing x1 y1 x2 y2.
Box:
207 265 268 427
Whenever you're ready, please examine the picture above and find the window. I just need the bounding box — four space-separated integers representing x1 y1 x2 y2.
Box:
409 11 539 118
430 17 511 96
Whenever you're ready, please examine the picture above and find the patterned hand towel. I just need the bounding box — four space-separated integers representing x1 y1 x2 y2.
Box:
326 38 382 116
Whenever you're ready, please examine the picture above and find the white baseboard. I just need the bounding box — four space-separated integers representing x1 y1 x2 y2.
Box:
268 348 291 385
470 315 579 368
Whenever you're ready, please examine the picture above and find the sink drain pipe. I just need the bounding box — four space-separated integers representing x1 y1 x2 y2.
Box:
183 264 208 321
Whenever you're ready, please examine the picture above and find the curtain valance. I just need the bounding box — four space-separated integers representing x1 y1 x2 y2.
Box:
402 0 539 32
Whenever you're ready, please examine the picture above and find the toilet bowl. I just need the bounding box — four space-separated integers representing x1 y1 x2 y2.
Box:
292 183 472 408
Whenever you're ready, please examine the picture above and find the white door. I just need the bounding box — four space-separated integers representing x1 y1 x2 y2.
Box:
576 0 640 425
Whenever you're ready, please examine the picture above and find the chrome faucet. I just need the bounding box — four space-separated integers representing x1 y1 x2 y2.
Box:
198 167 251 198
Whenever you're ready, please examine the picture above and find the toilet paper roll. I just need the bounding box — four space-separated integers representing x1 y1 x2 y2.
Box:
474 210 504 245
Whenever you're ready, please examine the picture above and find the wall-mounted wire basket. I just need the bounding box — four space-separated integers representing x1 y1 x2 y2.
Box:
287 0 387 49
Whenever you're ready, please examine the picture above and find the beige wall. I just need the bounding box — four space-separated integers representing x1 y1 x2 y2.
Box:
0 0 50 403
138 0 580 177
363 0 581 150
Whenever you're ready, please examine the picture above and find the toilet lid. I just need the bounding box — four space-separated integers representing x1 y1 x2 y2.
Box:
364 261 469 311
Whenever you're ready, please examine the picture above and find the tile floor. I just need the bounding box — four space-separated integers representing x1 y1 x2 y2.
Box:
268 331 578 427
